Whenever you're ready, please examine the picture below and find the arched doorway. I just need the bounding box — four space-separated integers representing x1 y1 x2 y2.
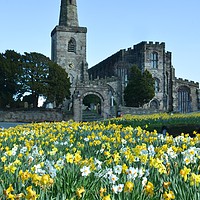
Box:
150 99 159 109
83 94 101 112
73 84 111 122
81 92 104 121
178 86 191 113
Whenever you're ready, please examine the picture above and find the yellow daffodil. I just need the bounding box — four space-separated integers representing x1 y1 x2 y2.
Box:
124 181 134 192
144 181 154 196
180 166 191 182
163 190 175 200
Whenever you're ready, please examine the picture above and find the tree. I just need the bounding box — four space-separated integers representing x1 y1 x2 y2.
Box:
0 50 21 108
143 69 155 103
20 52 51 108
0 50 70 108
124 65 155 107
20 52 71 108
47 61 71 107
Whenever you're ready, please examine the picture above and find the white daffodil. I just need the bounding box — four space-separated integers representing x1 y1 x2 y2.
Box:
80 166 91 177
114 165 122 175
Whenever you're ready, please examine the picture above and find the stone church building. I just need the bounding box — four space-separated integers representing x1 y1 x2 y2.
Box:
51 0 200 121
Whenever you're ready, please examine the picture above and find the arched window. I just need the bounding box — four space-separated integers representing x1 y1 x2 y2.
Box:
150 52 158 68
178 86 191 113
68 38 76 53
154 78 160 93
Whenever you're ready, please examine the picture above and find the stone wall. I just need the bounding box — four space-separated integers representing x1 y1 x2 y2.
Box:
119 106 163 115
0 110 73 122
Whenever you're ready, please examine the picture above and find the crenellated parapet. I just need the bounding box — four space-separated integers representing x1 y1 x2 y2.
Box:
175 77 199 87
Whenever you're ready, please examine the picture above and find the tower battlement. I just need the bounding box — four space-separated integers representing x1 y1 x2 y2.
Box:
176 78 199 87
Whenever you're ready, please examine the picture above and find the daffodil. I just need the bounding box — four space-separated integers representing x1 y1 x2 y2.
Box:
163 190 175 200
144 181 154 196
180 166 191 182
124 181 134 192
25 186 39 200
76 186 85 199
80 166 91 176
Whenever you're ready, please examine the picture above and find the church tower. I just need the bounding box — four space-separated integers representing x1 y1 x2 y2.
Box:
51 0 89 89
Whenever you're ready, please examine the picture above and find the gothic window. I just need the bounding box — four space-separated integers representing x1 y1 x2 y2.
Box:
178 86 191 113
154 78 160 93
69 0 72 4
68 38 76 53
150 52 158 69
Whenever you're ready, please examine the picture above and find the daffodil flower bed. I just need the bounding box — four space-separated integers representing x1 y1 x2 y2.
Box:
108 112 200 135
0 120 200 199
111 112 200 126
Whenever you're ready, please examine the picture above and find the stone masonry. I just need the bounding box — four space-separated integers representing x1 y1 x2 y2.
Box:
51 1 199 121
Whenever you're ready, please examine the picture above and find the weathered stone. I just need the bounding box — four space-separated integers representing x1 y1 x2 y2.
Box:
50 0 199 121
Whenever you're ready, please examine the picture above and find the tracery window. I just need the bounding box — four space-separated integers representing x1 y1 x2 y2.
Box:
150 52 158 69
68 38 76 53
178 86 191 113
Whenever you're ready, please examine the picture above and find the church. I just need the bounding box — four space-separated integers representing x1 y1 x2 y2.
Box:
51 0 200 121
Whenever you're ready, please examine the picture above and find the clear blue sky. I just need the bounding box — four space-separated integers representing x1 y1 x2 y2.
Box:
0 0 199 83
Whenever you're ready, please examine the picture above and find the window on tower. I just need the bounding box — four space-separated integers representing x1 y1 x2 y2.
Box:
154 78 160 92
150 52 158 68
68 38 76 53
